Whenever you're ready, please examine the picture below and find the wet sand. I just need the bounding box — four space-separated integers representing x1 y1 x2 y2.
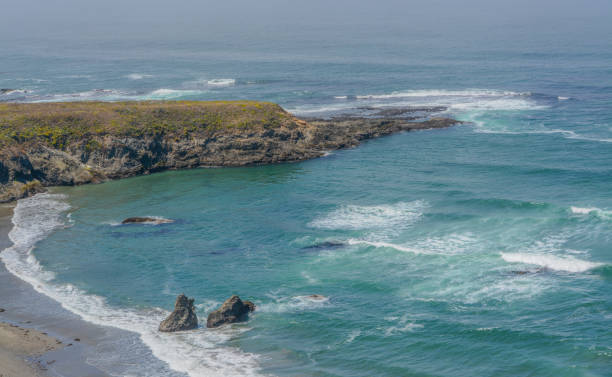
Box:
0 204 108 377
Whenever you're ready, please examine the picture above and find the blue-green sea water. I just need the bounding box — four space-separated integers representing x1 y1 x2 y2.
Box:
1 8 612 377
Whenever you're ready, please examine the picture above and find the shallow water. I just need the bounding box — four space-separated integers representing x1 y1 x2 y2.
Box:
1 11 612 377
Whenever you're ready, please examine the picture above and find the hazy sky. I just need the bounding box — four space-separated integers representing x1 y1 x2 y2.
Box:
2 0 611 41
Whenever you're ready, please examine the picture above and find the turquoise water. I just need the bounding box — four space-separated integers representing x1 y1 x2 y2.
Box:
2 13 612 377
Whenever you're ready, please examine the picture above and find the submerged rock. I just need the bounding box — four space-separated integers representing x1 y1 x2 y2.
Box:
305 294 327 301
301 241 346 251
121 217 174 225
206 295 255 328
159 294 198 332
511 267 548 275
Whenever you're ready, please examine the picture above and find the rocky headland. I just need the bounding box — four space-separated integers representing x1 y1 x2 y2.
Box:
0 101 459 202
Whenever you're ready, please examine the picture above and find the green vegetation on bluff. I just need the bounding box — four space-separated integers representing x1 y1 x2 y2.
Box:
0 100 294 148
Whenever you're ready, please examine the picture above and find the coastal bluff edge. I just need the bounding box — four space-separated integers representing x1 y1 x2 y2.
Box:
0 100 459 202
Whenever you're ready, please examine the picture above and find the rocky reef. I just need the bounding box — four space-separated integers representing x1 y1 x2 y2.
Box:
159 294 198 332
207 295 256 328
121 217 174 225
0 101 459 202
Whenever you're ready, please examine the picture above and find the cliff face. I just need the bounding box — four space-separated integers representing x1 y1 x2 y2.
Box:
0 101 458 202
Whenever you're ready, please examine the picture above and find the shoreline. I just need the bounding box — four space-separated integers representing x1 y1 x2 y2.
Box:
0 204 110 377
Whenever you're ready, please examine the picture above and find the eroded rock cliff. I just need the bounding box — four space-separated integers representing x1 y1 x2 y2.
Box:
0 101 459 202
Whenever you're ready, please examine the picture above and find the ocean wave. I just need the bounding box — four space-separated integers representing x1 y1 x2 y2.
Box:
347 233 477 256
26 87 210 102
569 206 612 219
206 79 235 87
288 88 545 116
500 252 602 273
126 73 154 80
143 89 208 100
0 89 28 96
346 239 426 254
309 200 427 231
31 89 130 102
355 89 529 100
258 294 330 313
0 194 262 377
471 120 612 143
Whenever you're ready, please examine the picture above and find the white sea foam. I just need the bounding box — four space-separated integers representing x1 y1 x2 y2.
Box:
288 89 544 116
383 315 423 336
0 89 28 96
32 89 129 102
207 79 236 87
259 294 330 313
144 89 207 100
0 194 262 377
570 206 612 219
558 96 570 100
344 330 361 343
500 252 602 273
309 200 427 231
355 89 527 99
571 206 600 215
126 73 154 80
347 233 477 256
346 239 426 254
301 271 319 284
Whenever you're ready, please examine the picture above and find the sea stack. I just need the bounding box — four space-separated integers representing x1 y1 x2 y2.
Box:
206 295 255 328
159 294 198 332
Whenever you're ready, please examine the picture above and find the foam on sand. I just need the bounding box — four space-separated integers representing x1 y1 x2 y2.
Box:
0 194 262 377
501 252 602 273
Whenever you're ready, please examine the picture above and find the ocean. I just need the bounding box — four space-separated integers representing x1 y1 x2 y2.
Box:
1 9 611 377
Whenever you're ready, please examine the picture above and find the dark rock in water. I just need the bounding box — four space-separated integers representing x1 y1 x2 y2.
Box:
121 217 174 225
511 268 548 275
0 308 5 312
159 294 198 332
306 294 327 301
511 270 529 275
302 241 346 251
207 295 255 328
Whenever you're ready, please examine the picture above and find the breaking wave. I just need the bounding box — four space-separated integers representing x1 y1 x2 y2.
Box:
500 252 602 273
570 206 612 218
288 89 545 116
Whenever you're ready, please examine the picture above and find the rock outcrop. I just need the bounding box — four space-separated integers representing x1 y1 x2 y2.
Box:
121 217 174 225
206 295 256 328
159 294 198 332
0 101 460 202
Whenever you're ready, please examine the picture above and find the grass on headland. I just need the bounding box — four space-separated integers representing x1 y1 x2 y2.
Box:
0 101 293 149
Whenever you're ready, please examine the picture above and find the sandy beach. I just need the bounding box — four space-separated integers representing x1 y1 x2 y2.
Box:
0 204 109 377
